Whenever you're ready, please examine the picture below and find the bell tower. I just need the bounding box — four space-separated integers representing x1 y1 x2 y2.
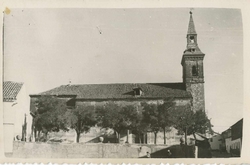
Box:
181 11 205 112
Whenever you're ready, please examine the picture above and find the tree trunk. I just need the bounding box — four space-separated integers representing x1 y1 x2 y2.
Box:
30 123 33 142
193 132 197 158
163 127 166 144
185 128 188 158
45 132 48 142
143 133 146 144
138 133 141 144
126 129 129 143
34 129 37 142
76 133 80 143
154 132 157 144
118 132 120 143
185 128 187 145
76 131 81 143
115 131 119 143
38 131 41 142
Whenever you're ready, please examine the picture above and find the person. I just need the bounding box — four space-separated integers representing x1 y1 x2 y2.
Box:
180 137 186 157
16 135 21 141
180 137 184 145
167 149 172 158
146 152 151 158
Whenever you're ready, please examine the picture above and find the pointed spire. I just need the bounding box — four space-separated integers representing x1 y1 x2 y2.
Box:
187 11 197 34
183 11 204 55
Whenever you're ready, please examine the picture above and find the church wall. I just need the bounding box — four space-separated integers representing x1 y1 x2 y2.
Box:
186 83 205 111
75 98 191 109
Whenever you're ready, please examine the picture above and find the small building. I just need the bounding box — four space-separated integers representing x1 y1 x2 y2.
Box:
209 134 222 150
221 118 243 156
221 128 231 153
230 118 243 156
3 81 32 153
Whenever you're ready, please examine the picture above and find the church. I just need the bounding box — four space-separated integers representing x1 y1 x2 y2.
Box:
30 11 206 144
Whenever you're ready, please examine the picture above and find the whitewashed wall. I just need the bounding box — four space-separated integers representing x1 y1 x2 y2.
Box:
210 135 222 150
3 84 31 153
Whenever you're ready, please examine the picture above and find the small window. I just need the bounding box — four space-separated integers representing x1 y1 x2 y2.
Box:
192 66 198 76
133 88 142 96
210 138 213 142
66 99 76 108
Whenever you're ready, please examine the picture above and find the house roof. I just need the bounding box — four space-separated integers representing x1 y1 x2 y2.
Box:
32 83 191 100
3 81 24 102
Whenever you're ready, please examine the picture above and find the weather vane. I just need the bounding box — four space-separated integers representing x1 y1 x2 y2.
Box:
190 8 194 14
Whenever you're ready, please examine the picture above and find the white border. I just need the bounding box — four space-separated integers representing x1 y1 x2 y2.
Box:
1 0 250 164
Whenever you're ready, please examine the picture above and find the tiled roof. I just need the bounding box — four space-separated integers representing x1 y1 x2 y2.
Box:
34 83 191 99
3 81 23 102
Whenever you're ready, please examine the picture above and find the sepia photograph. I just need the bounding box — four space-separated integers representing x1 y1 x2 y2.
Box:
2 7 244 159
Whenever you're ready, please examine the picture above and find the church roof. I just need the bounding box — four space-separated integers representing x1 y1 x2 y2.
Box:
3 81 23 102
33 83 191 100
187 11 197 35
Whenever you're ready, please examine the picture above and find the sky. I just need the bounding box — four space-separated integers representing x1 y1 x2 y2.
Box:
3 8 243 133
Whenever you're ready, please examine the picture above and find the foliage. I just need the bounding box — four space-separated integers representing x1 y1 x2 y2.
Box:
33 96 213 145
96 102 129 142
141 102 161 144
192 110 213 135
33 96 68 141
171 105 195 136
172 105 212 144
141 102 161 132
158 100 175 144
66 104 98 143
123 105 149 143
141 100 177 144
158 100 175 127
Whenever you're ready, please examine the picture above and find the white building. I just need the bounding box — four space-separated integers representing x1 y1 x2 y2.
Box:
3 81 32 153
209 134 222 150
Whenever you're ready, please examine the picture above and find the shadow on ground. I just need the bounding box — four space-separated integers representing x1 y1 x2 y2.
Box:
140 145 195 158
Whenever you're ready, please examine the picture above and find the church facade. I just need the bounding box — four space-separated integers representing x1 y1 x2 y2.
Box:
30 12 205 144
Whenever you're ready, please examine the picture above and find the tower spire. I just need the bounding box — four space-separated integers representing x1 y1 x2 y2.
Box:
187 11 196 34
183 11 203 55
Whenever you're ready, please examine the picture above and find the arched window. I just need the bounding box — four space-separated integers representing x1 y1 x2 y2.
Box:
192 65 198 76
189 36 195 43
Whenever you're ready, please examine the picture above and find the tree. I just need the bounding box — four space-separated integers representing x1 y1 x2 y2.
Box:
172 105 212 144
141 102 161 144
130 116 149 144
33 96 68 141
192 110 214 139
120 105 139 143
96 102 128 143
66 104 97 143
171 105 194 145
158 100 175 144
120 104 149 144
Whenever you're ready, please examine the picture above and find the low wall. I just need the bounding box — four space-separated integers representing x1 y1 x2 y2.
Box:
11 141 171 158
